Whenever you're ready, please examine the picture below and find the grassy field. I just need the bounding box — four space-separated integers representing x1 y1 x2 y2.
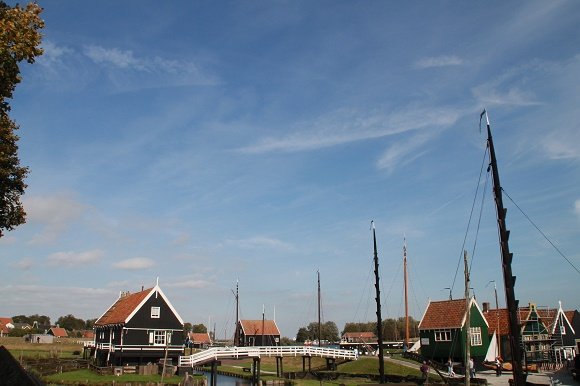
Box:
0 336 85 359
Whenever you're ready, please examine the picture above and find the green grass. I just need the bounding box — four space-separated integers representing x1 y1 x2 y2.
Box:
43 369 204 385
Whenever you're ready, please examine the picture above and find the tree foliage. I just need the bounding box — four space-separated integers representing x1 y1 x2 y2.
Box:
190 323 207 333
295 321 339 343
55 314 86 331
342 317 420 341
12 314 50 326
0 1 43 237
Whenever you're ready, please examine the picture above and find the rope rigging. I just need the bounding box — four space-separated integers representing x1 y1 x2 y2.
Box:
501 188 580 276
450 143 490 297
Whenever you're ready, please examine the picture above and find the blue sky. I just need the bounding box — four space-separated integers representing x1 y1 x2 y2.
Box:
2 1 579 339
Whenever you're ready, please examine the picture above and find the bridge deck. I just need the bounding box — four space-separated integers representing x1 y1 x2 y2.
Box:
179 346 357 367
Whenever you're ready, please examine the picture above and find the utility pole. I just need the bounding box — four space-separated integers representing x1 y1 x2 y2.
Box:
318 270 322 347
403 238 410 350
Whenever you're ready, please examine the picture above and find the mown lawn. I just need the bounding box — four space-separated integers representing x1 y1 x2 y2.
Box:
43 369 199 385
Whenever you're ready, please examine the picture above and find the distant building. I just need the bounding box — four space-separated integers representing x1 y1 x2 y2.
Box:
0 317 14 336
187 332 212 349
92 282 184 366
235 320 280 346
48 327 68 338
483 301 578 365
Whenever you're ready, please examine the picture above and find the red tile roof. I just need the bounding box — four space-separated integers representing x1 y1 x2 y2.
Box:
239 320 280 336
0 317 13 326
343 332 376 340
188 332 212 344
483 308 511 335
419 299 472 330
50 327 68 337
95 288 152 326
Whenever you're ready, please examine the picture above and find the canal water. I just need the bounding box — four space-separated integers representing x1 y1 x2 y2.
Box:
199 371 252 385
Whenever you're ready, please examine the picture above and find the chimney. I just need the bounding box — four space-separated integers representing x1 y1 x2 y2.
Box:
483 302 490 312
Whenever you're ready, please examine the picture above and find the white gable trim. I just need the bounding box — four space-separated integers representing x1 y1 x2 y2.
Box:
124 283 184 325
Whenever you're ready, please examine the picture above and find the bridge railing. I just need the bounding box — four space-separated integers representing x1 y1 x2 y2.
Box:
178 346 357 367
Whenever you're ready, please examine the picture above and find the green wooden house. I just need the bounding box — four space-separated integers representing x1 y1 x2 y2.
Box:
418 298 490 365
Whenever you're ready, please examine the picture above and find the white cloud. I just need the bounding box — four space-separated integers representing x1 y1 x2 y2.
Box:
376 130 437 173
165 279 211 289
414 55 463 69
227 236 292 250
47 249 103 266
24 193 86 244
39 40 74 65
113 257 155 270
11 258 34 270
84 45 141 69
82 45 218 87
239 106 460 154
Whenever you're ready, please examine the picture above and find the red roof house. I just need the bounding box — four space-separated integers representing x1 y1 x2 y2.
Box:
236 320 281 346
48 327 68 338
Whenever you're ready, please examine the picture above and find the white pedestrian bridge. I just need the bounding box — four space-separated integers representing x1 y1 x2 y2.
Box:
178 346 358 367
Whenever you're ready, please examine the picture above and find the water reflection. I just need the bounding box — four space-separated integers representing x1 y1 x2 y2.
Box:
199 371 252 385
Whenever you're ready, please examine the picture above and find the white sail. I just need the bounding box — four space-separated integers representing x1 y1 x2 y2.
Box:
485 331 499 362
408 339 421 353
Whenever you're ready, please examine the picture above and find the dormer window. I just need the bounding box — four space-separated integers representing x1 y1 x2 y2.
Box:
151 306 160 318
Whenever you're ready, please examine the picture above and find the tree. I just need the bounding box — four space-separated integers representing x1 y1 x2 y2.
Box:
0 1 43 237
56 314 85 331
295 321 340 344
85 318 97 329
190 323 207 333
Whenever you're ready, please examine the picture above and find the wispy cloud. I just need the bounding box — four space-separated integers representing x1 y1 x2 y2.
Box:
25 193 86 244
113 257 155 270
47 249 104 266
82 44 218 86
165 278 212 289
376 130 438 173
39 40 74 65
227 236 293 250
11 258 34 270
239 106 461 154
414 55 463 69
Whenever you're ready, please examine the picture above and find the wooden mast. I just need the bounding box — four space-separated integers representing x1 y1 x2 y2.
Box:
464 250 471 386
372 221 385 383
483 109 525 386
318 270 322 347
403 238 409 349
233 280 239 346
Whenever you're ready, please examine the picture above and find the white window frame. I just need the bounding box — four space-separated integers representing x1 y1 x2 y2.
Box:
151 306 160 319
470 327 482 346
150 330 166 346
434 329 452 342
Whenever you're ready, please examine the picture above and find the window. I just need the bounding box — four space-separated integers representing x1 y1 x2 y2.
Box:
470 327 482 346
151 306 160 318
150 330 166 346
434 329 452 342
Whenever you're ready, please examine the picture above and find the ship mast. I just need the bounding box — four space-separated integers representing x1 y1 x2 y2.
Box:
372 221 385 383
318 270 322 347
403 238 409 349
483 110 525 386
464 250 471 386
